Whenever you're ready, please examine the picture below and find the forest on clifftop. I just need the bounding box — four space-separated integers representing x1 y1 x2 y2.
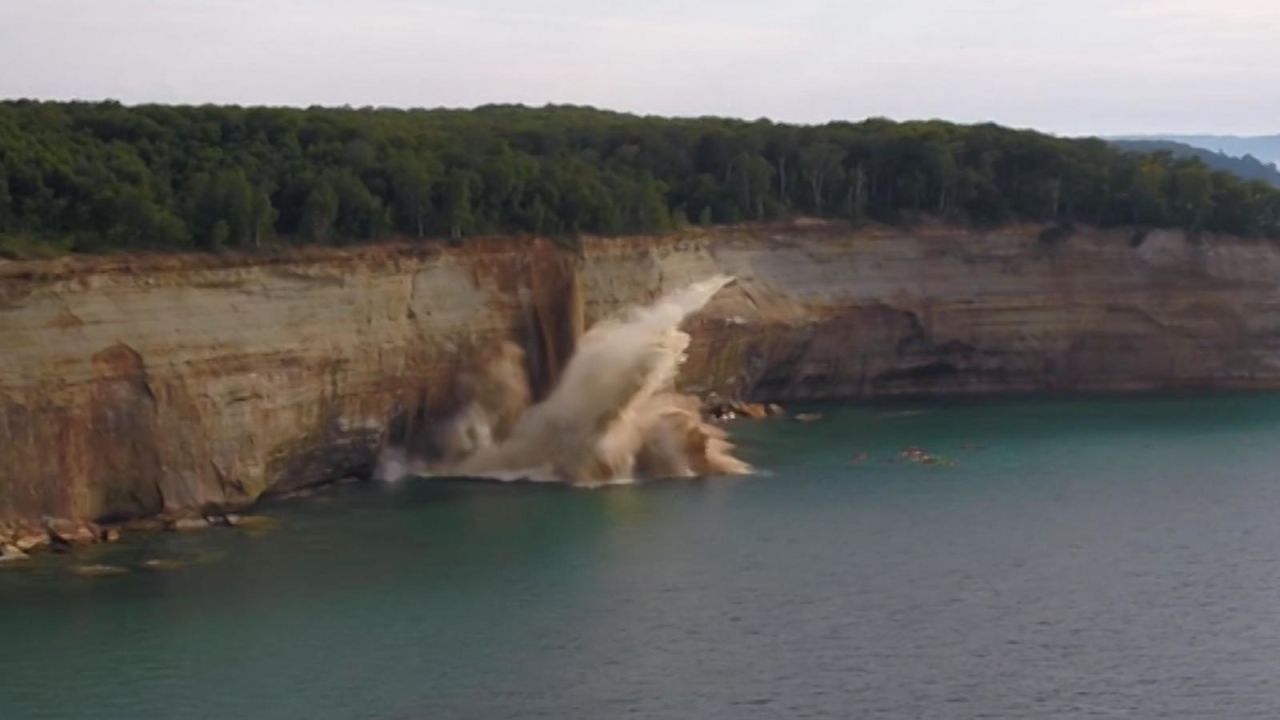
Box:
1 101 1279 256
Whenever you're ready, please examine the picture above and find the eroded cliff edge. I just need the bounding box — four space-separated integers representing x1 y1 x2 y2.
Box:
3 223 1279 522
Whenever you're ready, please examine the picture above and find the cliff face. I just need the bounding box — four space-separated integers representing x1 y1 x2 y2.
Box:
3 223 1279 522
581 224 1280 399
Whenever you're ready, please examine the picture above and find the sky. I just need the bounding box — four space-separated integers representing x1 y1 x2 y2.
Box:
1 0 1277 136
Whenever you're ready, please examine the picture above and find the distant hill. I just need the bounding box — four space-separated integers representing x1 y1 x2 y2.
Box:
1113 135 1280 167
1108 139 1280 187
1167 135 1280 167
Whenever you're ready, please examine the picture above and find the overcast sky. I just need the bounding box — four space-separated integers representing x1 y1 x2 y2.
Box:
2 0 1277 136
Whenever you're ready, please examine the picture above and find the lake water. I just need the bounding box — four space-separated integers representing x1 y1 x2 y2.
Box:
4 394 1280 719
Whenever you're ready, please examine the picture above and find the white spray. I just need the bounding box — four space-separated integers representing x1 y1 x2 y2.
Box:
384 275 750 484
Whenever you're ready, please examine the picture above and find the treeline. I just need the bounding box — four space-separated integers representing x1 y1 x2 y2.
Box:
2 100 1279 254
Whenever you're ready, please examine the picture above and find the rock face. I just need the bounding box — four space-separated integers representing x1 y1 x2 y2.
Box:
580 223 1280 400
3 223 1279 522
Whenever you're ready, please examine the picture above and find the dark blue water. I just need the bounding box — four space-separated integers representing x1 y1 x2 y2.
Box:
4 394 1280 719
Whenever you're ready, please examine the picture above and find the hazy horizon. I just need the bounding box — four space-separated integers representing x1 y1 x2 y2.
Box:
2 0 1278 137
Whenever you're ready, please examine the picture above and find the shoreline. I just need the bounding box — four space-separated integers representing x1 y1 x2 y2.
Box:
8 385 1280 555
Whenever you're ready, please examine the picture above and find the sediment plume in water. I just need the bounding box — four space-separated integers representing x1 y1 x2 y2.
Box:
380 276 750 485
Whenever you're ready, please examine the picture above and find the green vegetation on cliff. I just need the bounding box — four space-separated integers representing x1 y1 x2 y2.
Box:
2 100 1279 254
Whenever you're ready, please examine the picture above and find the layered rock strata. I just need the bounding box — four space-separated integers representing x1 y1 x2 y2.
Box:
3 223 1278 521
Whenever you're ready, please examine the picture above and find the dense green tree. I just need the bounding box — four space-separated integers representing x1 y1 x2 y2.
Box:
300 180 339 242
1129 158 1169 226
98 186 188 249
1170 161 1213 232
249 182 277 247
0 166 11 232
729 152 774 220
390 155 437 238
444 169 476 240
0 100 1277 255
798 141 844 213
329 169 386 240
182 169 258 248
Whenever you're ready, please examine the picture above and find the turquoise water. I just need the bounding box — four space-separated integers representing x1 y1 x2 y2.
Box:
4 394 1280 719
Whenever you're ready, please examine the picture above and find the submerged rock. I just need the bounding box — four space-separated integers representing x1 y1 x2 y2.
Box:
168 517 211 532
70 564 129 577
14 530 50 552
900 446 936 464
706 398 784 422
140 558 188 571
121 517 167 533
898 446 956 467
0 544 30 563
227 515 278 532
271 487 319 502
793 413 824 423
45 518 98 546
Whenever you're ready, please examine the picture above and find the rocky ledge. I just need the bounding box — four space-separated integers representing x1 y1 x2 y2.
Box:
0 511 281 564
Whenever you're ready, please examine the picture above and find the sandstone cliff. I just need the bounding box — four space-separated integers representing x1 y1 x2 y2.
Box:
3 223 1279 522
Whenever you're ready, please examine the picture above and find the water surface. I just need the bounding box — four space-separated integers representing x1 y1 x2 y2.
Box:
4 394 1280 719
